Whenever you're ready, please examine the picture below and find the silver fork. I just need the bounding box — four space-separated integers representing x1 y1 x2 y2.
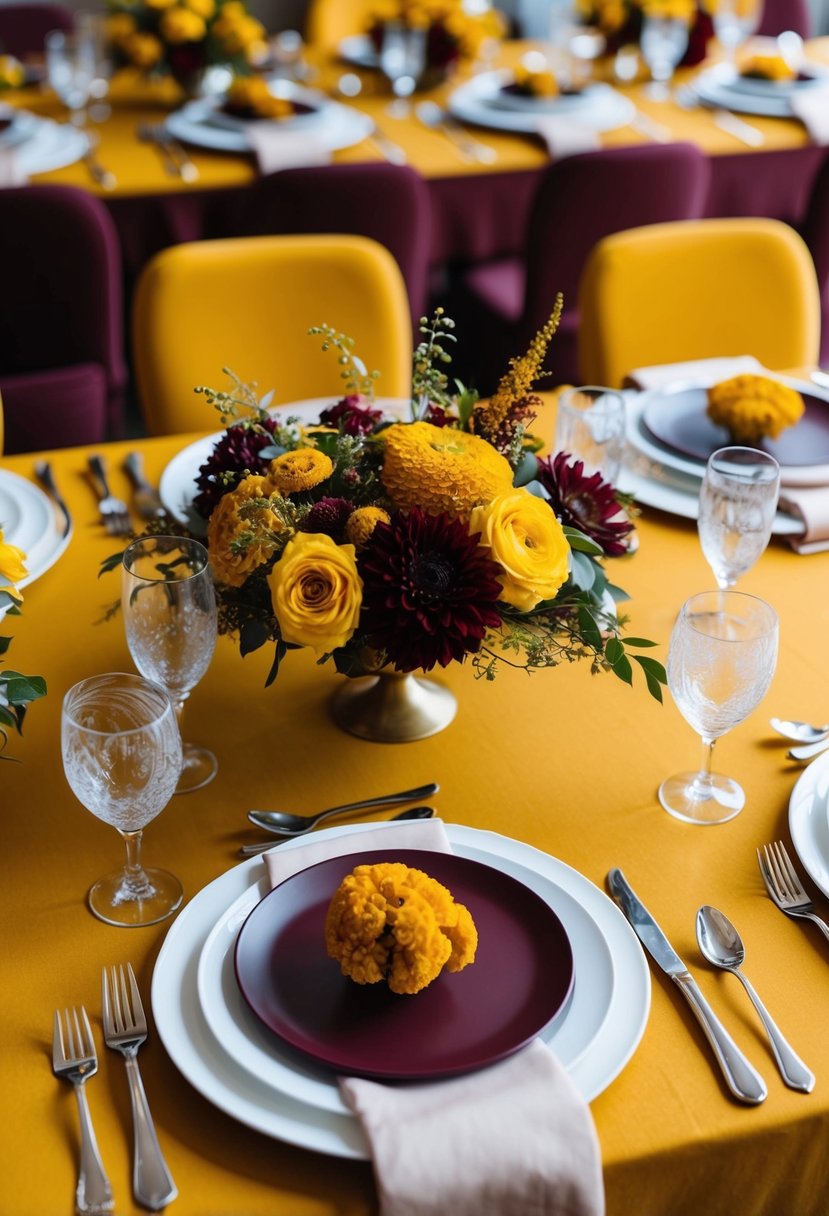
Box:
52 1007 115 1216
87 454 132 536
757 841 829 944
102 964 177 1211
34 459 73 538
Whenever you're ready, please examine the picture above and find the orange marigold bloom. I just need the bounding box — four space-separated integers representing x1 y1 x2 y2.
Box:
268 448 333 495
207 474 283 587
381 421 513 518
706 374 804 443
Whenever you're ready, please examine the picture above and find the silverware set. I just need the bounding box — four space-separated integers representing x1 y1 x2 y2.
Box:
52 965 175 1214
88 454 132 536
136 122 199 182
84 452 167 534
608 856 817 1104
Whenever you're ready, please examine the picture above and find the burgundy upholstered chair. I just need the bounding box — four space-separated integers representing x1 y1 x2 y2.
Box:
800 154 829 364
443 142 711 395
237 162 433 335
757 0 811 38
0 3 73 58
0 185 127 453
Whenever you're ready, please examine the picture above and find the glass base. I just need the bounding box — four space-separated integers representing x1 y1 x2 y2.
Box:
88 866 183 927
175 743 218 794
658 770 745 825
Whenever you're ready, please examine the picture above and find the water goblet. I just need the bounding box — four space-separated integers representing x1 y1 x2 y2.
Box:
122 535 218 794
640 14 689 100
379 21 427 117
75 12 113 120
698 446 780 589
62 672 184 926
554 385 627 484
45 28 95 126
658 590 778 825
713 0 761 66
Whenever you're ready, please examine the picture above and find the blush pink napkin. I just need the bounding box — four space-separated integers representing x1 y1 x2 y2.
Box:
262 819 605 1216
244 124 331 174
777 486 829 553
534 115 601 160
789 87 829 145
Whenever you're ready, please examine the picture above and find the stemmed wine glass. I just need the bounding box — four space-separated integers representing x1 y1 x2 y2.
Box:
658 590 778 825
640 14 689 100
379 21 427 117
713 0 761 67
45 28 95 125
122 535 218 794
62 672 184 926
698 447 780 589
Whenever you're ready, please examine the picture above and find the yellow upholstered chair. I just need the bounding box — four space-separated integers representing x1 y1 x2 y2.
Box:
304 0 372 47
577 218 822 387
132 234 413 436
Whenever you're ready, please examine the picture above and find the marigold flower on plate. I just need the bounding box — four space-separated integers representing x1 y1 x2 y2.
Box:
470 489 570 611
268 531 362 653
706 374 804 444
325 861 477 995
207 474 283 586
269 448 334 495
381 420 513 518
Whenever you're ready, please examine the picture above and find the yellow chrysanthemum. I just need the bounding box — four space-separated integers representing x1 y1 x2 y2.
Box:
345 506 391 547
183 0 215 18
122 30 163 67
0 54 25 88
381 421 514 519
738 52 797 81
513 63 560 97
225 76 295 118
470 490 570 611
707 374 804 443
268 448 334 495
207 475 284 587
0 528 27 595
160 6 207 43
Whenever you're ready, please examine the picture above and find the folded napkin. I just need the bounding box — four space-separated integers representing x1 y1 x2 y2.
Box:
624 354 764 390
789 87 829 145
262 819 605 1216
0 146 27 187
244 123 331 174
778 485 829 553
534 115 601 160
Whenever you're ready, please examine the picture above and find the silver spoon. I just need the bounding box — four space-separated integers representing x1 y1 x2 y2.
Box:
414 100 497 164
788 738 829 762
769 717 829 744
247 781 439 836
696 905 814 1093
239 805 436 856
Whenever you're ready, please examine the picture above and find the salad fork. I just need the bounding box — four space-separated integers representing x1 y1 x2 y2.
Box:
102 964 177 1211
52 1006 115 1215
88 454 131 536
757 841 829 944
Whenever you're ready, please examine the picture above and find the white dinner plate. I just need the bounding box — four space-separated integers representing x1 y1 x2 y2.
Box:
788 749 829 899
152 823 650 1159
164 93 373 154
724 60 829 98
195 846 617 1116
0 106 41 149
691 63 828 117
12 115 89 174
448 72 636 133
0 468 72 591
158 396 410 533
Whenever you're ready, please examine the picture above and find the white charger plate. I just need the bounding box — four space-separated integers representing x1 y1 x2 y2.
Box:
725 60 829 98
164 93 373 154
152 823 650 1159
788 749 829 899
692 63 828 117
0 469 72 590
448 72 635 133
195 846 617 1116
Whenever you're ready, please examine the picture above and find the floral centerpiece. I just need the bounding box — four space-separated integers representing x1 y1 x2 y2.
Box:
575 0 714 66
366 0 506 79
104 0 267 92
118 302 662 741
0 530 46 760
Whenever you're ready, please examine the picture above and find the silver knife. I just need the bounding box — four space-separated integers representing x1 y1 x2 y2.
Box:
607 868 767 1104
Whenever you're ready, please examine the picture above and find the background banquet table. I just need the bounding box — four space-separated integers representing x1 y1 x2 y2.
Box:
10 38 829 273
4 392 829 1214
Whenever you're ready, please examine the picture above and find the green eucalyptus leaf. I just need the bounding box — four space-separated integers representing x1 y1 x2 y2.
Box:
563 526 604 556
512 451 540 487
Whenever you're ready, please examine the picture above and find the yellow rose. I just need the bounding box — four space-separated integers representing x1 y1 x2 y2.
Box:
0 528 27 594
469 490 569 611
160 6 207 43
268 532 362 654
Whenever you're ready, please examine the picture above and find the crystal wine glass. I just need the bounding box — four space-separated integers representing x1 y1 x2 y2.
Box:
698 447 780 589
122 535 218 794
713 0 761 67
62 672 184 926
640 14 689 100
659 590 778 825
75 12 113 120
45 28 95 125
379 21 427 117
554 385 627 484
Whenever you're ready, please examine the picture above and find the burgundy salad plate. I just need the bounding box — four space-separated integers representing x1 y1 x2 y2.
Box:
234 849 574 1081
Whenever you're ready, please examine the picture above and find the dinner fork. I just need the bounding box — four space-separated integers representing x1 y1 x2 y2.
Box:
34 459 72 538
102 964 177 1211
88 454 132 536
757 841 829 944
52 1006 115 1216
122 451 166 522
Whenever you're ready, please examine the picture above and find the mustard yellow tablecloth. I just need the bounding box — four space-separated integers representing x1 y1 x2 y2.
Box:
4 397 829 1214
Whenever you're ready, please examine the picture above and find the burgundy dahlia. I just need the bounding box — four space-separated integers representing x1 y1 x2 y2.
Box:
357 507 503 672
301 496 355 541
193 419 280 519
536 452 634 558
318 395 383 437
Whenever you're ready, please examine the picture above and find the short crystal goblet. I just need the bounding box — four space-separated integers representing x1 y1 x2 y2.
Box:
658 590 778 825
698 446 780 589
122 535 218 794
45 28 95 125
640 15 689 100
713 0 761 66
554 385 626 484
379 21 427 116
62 672 184 926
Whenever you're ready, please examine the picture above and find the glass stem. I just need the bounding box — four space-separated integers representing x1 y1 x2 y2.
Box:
119 829 154 898
697 735 716 790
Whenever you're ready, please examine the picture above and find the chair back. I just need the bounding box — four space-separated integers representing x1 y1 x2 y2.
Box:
800 152 829 363
0 3 73 57
239 163 432 331
304 0 372 46
0 184 126 451
578 217 821 386
757 0 810 37
133 233 413 436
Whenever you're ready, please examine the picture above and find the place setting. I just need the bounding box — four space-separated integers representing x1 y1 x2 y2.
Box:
0 464 72 605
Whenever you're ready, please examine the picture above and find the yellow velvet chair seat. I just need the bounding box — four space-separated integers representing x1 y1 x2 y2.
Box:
577 217 822 387
132 233 413 436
